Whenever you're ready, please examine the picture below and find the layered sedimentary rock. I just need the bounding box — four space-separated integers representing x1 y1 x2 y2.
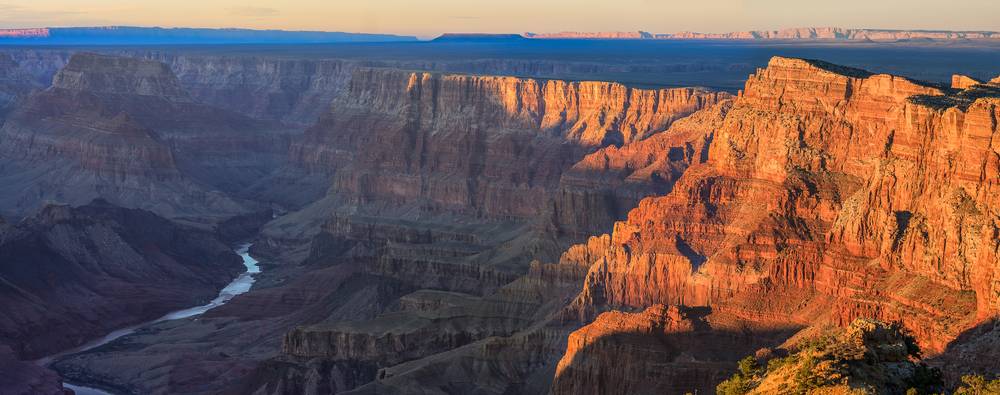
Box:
953 74 982 90
39 65 726 394
554 100 733 237
221 70 728 394
290 67 727 220
0 52 292 220
0 200 242 360
47 54 1000 395
145 55 359 125
256 68 729 355
293 56 995 395
250 256 590 395
547 56 1000 392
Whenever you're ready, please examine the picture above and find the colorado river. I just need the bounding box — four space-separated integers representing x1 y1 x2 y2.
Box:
45 244 260 395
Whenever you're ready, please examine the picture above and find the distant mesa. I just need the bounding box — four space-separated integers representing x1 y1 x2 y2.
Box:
0 26 418 45
0 28 49 38
524 31 654 39
432 33 528 42
952 74 982 90
523 27 1000 41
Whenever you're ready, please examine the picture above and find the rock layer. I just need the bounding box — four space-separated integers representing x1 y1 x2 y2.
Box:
547 57 1000 393
0 53 292 220
291 67 728 220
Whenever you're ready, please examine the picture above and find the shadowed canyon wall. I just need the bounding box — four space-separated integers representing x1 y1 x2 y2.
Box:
0 53 292 221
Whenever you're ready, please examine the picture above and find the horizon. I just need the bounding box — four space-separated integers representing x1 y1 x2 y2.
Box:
2 0 1000 38
5 24 1000 41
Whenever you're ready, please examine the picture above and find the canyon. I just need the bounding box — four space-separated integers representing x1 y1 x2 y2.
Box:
0 200 244 360
0 41 997 395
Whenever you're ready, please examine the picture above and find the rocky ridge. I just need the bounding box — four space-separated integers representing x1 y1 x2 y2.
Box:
288 67 729 220
0 52 293 220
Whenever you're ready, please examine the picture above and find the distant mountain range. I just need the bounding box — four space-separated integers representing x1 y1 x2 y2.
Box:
4 26 997 46
0 26 417 45
524 27 1000 41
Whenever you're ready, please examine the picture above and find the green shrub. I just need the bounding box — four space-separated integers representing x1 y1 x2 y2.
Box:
953 375 1000 395
716 356 763 395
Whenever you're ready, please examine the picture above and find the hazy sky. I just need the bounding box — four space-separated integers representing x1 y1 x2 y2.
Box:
2 0 999 38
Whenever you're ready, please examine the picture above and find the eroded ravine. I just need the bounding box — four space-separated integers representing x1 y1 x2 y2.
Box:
43 244 261 394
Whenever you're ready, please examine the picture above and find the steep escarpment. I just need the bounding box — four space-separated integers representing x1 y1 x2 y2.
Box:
52 51 190 99
554 99 733 237
290 67 728 220
144 54 359 126
0 52 293 220
258 68 728 330
548 56 1000 392
0 200 242 360
220 71 729 394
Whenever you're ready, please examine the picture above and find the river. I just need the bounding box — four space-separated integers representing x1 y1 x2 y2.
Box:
46 243 261 395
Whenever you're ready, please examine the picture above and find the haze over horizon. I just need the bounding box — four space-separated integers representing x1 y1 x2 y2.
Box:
2 0 1000 38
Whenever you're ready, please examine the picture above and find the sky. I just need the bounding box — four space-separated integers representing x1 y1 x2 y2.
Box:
2 0 999 38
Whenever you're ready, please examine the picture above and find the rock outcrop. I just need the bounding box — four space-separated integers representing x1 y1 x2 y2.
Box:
567 55 998 341
554 100 733 237
545 56 1000 392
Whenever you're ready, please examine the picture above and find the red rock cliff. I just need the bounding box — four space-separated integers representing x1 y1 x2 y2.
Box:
563 56 1000 353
